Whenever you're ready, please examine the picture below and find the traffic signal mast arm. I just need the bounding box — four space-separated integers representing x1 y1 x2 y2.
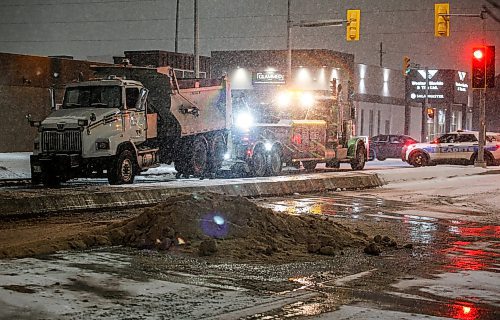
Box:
434 3 498 37
291 19 344 28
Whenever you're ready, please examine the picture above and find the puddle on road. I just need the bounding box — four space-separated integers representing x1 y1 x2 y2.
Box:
258 195 499 268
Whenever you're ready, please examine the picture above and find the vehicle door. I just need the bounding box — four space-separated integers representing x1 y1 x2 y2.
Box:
388 135 404 158
434 133 459 162
455 133 478 162
122 86 148 143
373 135 388 158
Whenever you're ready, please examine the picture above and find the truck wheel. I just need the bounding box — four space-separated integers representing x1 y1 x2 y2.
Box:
208 133 226 173
31 173 42 185
250 146 267 177
190 136 208 177
268 147 283 176
350 144 366 170
174 161 187 178
410 151 427 167
41 172 61 187
302 161 317 170
108 150 136 184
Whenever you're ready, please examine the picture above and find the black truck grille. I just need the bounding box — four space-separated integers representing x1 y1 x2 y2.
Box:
42 130 82 153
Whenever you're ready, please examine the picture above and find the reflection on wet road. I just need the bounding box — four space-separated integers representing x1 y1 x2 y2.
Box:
256 194 500 319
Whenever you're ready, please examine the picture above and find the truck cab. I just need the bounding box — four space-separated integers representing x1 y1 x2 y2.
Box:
30 76 156 186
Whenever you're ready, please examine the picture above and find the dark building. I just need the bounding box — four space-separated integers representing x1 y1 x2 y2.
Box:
0 53 97 152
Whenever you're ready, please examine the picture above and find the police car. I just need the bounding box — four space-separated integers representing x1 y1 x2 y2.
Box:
403 130 500 167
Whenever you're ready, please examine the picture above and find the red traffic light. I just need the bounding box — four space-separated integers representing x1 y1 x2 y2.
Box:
471 46 495 89
473 49 484 60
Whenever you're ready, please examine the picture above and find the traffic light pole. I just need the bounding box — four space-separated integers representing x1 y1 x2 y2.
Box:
475 89 486 168
421 67 430 142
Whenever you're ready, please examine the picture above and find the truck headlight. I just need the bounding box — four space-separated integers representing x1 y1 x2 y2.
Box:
95 139 110 150
264 142 272 151
235 112 254 131
299 92 315 108
78 119 89 127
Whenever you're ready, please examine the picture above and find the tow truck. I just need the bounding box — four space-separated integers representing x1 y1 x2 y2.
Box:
223 87 367 176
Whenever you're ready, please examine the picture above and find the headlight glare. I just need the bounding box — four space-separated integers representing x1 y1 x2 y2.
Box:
235 112 254 130
264 142 272 151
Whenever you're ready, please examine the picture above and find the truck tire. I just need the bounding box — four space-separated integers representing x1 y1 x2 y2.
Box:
302 161 317 170
190 136 208 177
208 133 226 173
350 144 366 170
268 146 283 176
250 145 267 177
108 150 136 184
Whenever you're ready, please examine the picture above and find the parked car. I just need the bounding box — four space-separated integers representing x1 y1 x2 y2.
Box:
402 130 500 167
368 134 418 161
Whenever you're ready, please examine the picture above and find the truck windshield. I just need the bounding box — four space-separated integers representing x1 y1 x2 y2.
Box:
62 86 122 109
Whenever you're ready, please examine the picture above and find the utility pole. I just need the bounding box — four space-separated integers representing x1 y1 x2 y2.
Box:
379 42 386 67
175 0 180 53
286 0 292 83
476 89 486 167
194 0 200 78
421 67 429 142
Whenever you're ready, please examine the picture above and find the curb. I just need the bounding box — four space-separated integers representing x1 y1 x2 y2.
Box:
0 172 383 216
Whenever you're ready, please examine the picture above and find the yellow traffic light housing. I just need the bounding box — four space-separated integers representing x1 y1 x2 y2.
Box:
346 9 360 41
426 108 435 119
402 56 411 76
434 3 450 37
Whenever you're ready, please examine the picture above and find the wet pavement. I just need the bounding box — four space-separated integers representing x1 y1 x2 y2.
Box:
0 193 499 319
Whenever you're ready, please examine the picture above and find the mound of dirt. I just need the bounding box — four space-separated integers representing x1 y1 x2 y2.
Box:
104 192 368 262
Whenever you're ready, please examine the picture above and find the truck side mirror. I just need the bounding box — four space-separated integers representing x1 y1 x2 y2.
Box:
26 114 41 127
137 88 149 111
48 88 56 110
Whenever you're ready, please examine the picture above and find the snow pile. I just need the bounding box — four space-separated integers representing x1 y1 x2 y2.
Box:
105 192 368 261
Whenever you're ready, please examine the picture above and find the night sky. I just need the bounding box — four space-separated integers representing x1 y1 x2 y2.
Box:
0 0 498 73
